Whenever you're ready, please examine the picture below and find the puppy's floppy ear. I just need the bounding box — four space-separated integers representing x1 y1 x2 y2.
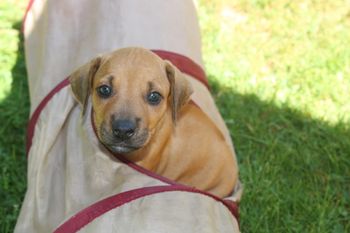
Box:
165 61 193 122
69 57 102 115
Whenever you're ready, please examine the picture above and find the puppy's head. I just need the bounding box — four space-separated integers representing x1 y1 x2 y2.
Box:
70 48 192 155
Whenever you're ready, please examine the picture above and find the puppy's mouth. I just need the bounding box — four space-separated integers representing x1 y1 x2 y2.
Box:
99 126 149 155
109 144 140 154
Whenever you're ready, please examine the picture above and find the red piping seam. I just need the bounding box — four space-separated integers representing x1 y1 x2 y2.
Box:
152 50 209 89
54 185 239 233
22 0 35 33
26 78 70 155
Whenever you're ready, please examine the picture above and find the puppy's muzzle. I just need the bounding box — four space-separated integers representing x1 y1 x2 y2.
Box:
112 119 136 140
99 116 148 155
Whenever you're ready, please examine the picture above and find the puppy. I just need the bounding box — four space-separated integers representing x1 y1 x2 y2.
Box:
70 47 238 198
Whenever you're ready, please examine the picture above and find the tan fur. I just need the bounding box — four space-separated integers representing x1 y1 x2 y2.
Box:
70 47 238 198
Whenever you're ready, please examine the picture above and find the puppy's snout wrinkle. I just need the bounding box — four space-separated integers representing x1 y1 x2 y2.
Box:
112 119 136 140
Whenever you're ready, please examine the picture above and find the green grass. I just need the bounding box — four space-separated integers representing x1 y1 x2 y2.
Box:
0 1 28 232
0 0 349 232
198 0 350 125
197 0 350 232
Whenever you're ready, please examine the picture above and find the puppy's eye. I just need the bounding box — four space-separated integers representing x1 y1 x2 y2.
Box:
147 92 162 105
97 85 112 98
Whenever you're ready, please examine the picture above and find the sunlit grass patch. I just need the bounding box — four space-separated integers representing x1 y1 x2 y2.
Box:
0 1 24 101
198 0 350 125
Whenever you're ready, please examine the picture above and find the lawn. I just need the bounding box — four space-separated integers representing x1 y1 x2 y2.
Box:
1 0 349 232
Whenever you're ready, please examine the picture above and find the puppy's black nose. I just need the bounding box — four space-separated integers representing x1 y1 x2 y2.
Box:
112 119 136 140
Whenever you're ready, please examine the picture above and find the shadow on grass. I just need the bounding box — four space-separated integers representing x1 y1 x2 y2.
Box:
209 77 350 232
0 22 29 232
0 21 349 233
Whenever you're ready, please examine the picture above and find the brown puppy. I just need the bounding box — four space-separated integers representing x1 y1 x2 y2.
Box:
70 47 238 198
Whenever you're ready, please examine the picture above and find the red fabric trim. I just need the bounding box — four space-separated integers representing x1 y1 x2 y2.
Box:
152 50 209 89
26 78 70 155
22 0 36 33
54 185 239 233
